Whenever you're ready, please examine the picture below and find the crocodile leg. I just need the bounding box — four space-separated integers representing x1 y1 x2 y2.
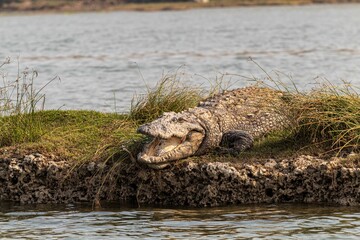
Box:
219 130 254 154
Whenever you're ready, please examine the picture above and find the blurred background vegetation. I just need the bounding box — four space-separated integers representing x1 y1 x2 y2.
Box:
2 0 360 12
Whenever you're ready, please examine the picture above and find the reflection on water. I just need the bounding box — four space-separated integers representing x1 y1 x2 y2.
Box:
1 4 360 112
1 202 360 239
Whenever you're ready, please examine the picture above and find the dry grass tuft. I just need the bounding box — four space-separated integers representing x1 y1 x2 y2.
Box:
129 72 206 124
291 82 359 153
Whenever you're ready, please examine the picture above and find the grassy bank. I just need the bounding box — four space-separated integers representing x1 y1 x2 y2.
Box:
0 68 209 165
0 110 138 162
1 58 359 166
1 0 360 13
0 70 359 168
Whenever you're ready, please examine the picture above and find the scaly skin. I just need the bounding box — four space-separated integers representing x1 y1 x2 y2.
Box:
137 86 292 169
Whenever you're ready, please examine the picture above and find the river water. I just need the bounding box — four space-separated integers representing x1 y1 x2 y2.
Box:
1 4 360 112
1 4 360 239
2 202 360 239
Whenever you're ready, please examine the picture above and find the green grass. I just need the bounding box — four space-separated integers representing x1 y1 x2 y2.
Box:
0 113 43 146
0 110 144 164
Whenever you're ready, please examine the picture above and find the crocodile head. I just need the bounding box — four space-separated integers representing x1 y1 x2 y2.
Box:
137 111 205 168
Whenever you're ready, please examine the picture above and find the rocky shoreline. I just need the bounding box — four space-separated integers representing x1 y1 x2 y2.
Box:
1 150 360 207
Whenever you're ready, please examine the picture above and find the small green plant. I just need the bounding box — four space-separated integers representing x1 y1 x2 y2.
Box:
0 57 59 116
0 57 59 145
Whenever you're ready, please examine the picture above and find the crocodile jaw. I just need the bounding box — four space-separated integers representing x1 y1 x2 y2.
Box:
136 111 205 168
137 131 204 168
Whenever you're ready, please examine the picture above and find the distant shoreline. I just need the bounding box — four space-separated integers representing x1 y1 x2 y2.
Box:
1 0 360 14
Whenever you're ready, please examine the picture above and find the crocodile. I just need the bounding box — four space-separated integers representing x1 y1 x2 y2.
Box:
137 86 293 169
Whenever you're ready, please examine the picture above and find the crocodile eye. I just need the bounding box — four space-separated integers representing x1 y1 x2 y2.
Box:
178 117 186 123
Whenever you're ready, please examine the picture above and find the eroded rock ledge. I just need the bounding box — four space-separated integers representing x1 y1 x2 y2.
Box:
1 152 360 207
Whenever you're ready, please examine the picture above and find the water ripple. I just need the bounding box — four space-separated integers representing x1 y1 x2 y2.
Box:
2 202 360 239
1 5 360 111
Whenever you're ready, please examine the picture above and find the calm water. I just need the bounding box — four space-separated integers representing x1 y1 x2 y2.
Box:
1 202 360 239
1 4 360 238
1 4 360 112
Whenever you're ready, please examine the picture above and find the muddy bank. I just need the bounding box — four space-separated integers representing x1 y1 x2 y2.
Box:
2 0 360 14
1 150 360 207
